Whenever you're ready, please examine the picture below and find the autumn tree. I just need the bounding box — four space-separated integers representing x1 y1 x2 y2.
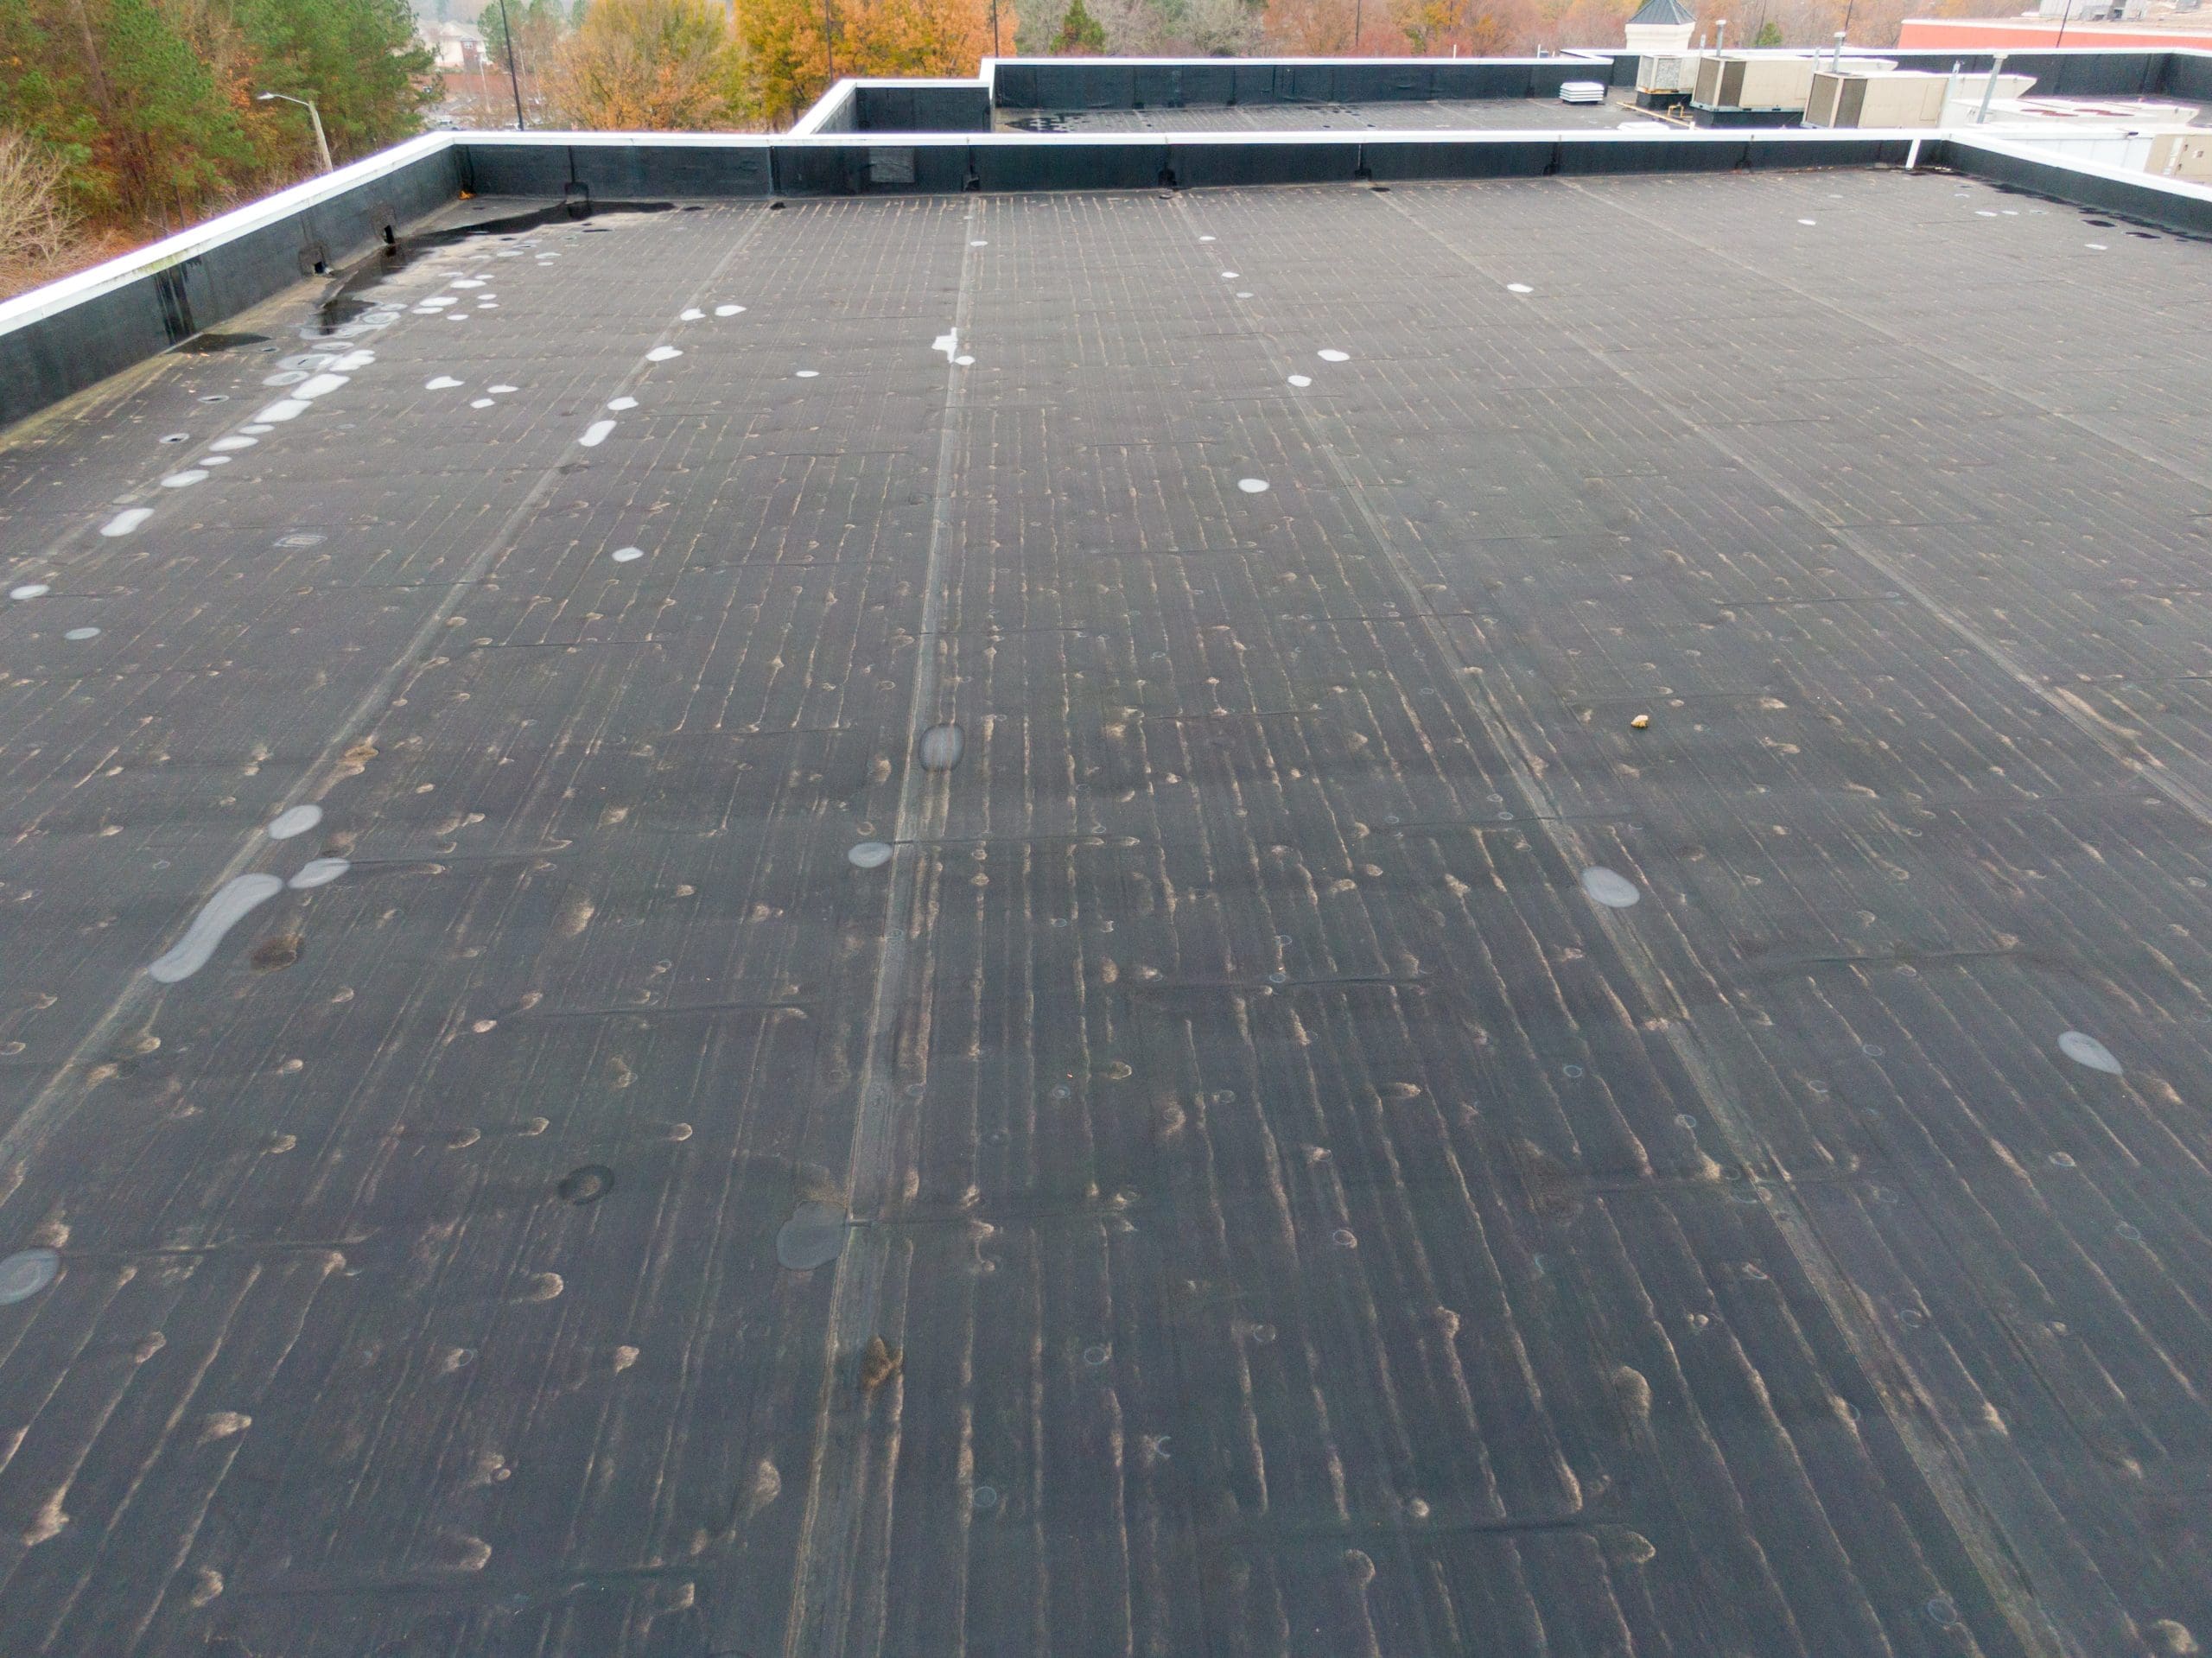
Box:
732 0 995 126
0 128 78 276
844 0 992 76
546 0 736 127
1181 0 1263 53
731 0 826 124
1261 0 1363 53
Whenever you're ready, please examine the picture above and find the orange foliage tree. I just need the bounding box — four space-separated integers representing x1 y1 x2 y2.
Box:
734 0 1001 126
546 0 741 129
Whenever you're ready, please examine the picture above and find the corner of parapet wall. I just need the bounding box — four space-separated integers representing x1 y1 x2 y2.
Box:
1937 132 2212 239
0 137 464 432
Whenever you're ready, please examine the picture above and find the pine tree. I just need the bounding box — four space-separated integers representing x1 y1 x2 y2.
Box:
1052 0 1105 52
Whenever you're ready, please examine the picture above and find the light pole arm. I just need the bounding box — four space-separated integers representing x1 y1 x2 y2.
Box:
257 92 335 173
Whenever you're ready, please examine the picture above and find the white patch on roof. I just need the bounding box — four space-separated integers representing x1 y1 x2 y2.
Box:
2058 1031 2121 1075
147 873 285 981
1581 867 1641 908
265 804 323 840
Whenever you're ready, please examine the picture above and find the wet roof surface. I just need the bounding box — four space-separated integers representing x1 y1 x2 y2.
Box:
999 93 1656 130
1 168 2210 1656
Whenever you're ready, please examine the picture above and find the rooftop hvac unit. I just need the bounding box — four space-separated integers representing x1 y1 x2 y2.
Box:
1806 69 1950 129
2152 130 2212 177
1560 80 1609 103
1694 54 1893 114
1636 53 1702 95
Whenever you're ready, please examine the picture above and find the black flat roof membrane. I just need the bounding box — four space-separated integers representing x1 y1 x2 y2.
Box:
0 169 2209 1658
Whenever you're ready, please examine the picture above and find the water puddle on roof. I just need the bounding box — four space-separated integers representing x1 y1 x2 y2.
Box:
173 331 269 354
312 200 678 334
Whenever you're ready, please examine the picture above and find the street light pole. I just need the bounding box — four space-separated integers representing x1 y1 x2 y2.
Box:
2053 0 2075 49
823 0 836 79
256 91 335 173
493 0 526 130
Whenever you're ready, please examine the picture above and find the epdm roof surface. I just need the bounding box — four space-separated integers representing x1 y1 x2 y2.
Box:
0 168 2210 1656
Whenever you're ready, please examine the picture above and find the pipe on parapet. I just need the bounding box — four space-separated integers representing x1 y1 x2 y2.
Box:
1978 49 2007 123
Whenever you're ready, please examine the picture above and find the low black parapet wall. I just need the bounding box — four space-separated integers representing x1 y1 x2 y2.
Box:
988 56 1633 109
0 140 458 430
4 98 2209 432
986 48 2210 107
450 130 1920 201
1936 132 2212 237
